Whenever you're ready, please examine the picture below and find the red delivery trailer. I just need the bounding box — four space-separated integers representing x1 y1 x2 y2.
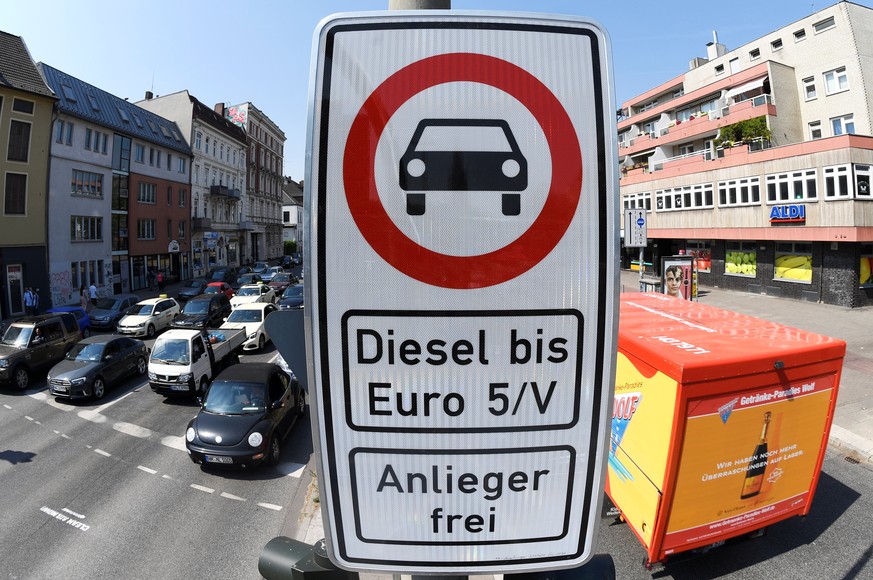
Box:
607 293 846 567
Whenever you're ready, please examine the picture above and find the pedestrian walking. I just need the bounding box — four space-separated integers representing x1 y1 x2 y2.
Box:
157 271 165 293
89 282 98 307
80 285 89 311
32 289 40 315
24 287 34 316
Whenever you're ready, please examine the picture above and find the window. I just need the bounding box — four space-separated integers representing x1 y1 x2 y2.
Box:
831 114 855 136
87 94 100 112
178 220 186 239
167 186 173 205
856 164 872 198
178 157 186 173
205 136 210 155
137 219 156 240
824 67 849 95
686 241 712 273
824 165 851 199
678 143 694 156
813 16 835 34
655 183 714 211
7 120 31 162
195 132 202 150
726 242 757 277
70 216 103 241
116 106 130 123
167 219 172 239
12 98 34 114
112 134 131 172
99 132 108 154
4 173 26 215
802 77 816 101
766 170 817 202
770 38 783 51
84 128 92 150
167 153 172 171
138 182 156 204
134 143 144 163
54 120 73 145
809 121 822 140
715 64 724 75
639 99 658 113
147 119 158 134
179 188 187 207
774 243 812 283
749 48 760 60
718 177 761 207
193 164 199 185
794 28 806 42
623 191 652 212
156 150 161 169
71 169 103 197
149 147 155 166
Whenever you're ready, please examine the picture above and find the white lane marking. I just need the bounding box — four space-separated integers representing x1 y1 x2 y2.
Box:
191 484 214 494
114 422 153 438
45 398 74 411
25 416 33 421
94 449 111 457
61 434 71 439
257 503 283 511
220 492 246 502
137 466 158 475
53 430 60 434
161 435 187 452
276 462 306 478
94 391 134 413
162 474 173 480
78 410 107 423
35 421 42 425
28 393 47 401
3 404 12 409
62 508 86 519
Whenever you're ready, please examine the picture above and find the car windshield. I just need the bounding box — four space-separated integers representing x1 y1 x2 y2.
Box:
95 298 121 310
1 325 32 347
210 271 228 280
237 287 260 296
185 280 206 289
254 262 268 270
66 342 105 362
272 274 290 283
183 300 210 314
131 304 155 316
238 274 258 284
202 381 267 415
226 309 263 323
283 286 304 298
150 339 189 365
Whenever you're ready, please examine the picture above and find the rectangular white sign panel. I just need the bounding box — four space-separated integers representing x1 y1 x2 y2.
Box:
624 208 647 248
305 11 619 575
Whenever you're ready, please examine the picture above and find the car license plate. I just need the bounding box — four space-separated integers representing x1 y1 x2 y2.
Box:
205 455 232 464
52 386 68 393
170 384 189 391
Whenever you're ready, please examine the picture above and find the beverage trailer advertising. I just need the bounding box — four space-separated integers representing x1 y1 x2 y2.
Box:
302 9 620 576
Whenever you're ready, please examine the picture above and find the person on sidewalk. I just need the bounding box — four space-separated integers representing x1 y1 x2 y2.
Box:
32 289 40 315
24 287 34 316
89 282 98 307
157 271 165 293
80 285 89 312
147 269 156 290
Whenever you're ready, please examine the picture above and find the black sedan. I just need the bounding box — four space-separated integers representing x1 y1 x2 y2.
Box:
47 335 148 400
178 279 209 302
277 284 304 310
185 363 305 468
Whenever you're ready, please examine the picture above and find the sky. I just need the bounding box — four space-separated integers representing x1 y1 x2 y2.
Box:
6 0 870 181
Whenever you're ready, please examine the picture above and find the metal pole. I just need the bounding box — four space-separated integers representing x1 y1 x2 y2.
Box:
639 246 644 291
389 0 450 8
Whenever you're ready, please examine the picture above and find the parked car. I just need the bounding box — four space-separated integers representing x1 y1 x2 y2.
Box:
281 255 293 268
205 282 234 299
230 273 263 293
0 313 82 390
277 284 305 310
260 266 284 282
46 306 91 338
207 267 238 284
267 272 298 295
185 362 306 468
178 279 210 302
230 284 276 309
117 297 182 338
47 335 148 400
291 252 302 266
88 294 140 331
220 302 278 351
251 262 269 274
171 294 232 330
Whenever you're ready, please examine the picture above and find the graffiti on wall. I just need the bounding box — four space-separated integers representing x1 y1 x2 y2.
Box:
49 269 74 308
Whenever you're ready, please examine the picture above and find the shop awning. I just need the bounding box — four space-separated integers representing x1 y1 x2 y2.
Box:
725 77 768 100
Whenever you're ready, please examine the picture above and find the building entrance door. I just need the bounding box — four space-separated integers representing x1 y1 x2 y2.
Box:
6 264 24 316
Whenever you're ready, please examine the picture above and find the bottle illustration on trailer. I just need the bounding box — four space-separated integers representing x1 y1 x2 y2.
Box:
740 411 772 499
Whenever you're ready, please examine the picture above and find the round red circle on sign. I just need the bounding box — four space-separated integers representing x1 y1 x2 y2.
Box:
343 52 582 289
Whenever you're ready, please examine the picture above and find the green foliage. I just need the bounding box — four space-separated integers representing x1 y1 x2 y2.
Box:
284 240 297 255
715 116 771 147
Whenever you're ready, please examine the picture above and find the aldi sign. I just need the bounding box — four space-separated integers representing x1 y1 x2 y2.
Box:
305 11 619 575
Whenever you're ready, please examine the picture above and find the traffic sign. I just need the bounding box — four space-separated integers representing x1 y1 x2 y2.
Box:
305 11 619 575
624 208 647 248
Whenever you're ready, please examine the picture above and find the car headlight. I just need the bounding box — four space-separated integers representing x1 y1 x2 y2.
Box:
178 373 193 383
248 332 257 340
248 432 263 447
148 371 157 380
0 359 8 368
71 377 87 386
186 427 196 442
134 322 146 328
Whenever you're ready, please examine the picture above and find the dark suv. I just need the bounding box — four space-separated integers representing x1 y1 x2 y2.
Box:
0 313 82 390
170 294 232 330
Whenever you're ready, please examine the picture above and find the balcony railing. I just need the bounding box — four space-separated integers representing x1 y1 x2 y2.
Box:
239 220 255 231
652 149 711 172
193 217 212 230
210 185 242 199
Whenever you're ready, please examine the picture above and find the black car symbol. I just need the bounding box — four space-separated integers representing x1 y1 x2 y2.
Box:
399 119 528 216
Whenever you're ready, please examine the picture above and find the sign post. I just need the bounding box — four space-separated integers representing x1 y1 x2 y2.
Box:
623 208 647 291
305 11 619 575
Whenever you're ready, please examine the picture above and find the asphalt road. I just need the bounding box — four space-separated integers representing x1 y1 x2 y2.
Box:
0 336 313 580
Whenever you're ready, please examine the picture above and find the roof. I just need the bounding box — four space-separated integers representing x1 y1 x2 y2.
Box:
36 62 193 157
232 302 273 310
215 362 279 384
0 31 55 98
138 296 175 305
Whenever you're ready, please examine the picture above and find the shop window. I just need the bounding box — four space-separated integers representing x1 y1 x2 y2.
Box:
686 240 712 273
774 242 812 283
726 242 757 277
824 164 851 199
861 244 873 287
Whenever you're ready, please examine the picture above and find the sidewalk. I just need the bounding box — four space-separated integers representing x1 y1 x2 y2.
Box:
291 270 873 579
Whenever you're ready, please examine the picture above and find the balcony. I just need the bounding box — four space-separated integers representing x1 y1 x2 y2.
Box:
239 220 255 231
210 185 242 199
193 217 212 230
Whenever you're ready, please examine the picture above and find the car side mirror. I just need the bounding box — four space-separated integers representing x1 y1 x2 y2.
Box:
196 396 203 406
271 400 284 410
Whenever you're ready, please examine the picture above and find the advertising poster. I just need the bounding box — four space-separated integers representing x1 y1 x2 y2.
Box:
661 256 694 300
663 374 836 551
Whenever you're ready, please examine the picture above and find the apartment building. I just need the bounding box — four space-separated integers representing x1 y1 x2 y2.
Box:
618 1 873 308
222 102 285 263
37 64 193 300
0 31 55 317
136 91 248 278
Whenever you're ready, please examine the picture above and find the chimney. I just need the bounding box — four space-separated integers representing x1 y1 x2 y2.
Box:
706 31 728 60
214 102 225 115
145 90 153 100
